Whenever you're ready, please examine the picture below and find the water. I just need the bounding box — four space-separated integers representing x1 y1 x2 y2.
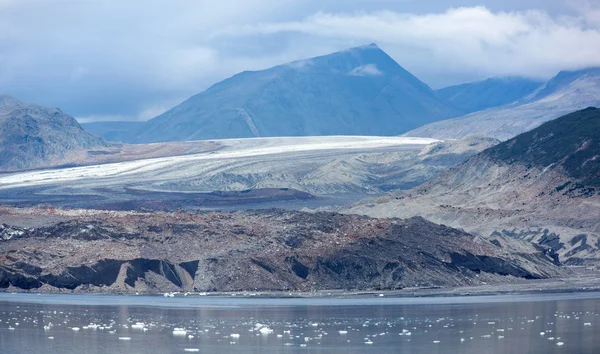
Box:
1 292 600 353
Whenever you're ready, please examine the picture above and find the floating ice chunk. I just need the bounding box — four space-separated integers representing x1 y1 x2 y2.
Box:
173 328 188 336
230 333 240 338
557 342 565 346
540 332 545 336
365 341 373 345
584 323 592 326
184 349 200 352
259 327 273 335
131 322 145 330
460 338 465 342
72 327 80 331
339 330 348 334
118 337 131 341
47 336 54 340
433 340 440 344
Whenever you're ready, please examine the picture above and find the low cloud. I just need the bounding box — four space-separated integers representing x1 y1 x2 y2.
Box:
349 64 384 76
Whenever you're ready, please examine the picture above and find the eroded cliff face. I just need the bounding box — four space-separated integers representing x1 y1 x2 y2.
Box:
0 208 564 293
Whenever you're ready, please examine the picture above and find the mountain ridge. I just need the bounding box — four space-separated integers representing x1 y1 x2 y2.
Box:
129 44 463 143
436 76 543 113
0 95 107 171
405 68 600 140
348 108 600 265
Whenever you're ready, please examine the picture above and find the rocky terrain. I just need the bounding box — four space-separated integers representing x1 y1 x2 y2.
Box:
0 95 108 171
0 136 495 210
121 44 462 143
406 68 600 140
348 108 600 265
0 207 564 293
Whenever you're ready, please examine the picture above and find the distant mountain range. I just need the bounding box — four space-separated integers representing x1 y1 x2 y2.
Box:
407 68 600 140
436 77 543 114
81 45 599 144
0 95 106 171
349 108 600 264
91 44 465 143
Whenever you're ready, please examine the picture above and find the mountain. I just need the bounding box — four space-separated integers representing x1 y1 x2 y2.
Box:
81 121 145 142
0 95 107 171
348 108 600 265
131 44 463 143
405 68 600 140
0 208 564 293
482 107 600 186
436 77 543 113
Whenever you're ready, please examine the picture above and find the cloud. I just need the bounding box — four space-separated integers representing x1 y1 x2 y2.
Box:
350 64 384 76
0 1 598 122
217 6 600 83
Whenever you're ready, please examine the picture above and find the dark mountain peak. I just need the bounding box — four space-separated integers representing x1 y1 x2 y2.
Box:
272 43 404 79
131 44 460 143
352 42 380 50
483 107 600 186
303 43 408 77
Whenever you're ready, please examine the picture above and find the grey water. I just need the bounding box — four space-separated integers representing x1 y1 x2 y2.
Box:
1 292 600 353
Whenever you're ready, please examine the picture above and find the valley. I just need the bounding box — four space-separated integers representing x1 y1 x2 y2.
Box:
0 45 599 296
0 136 495 210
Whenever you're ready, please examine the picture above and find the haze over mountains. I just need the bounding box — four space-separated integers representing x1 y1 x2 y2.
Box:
83 44 465 143
76 45 600 145
407 68 600 140
131 44 463 143
436 77 543 114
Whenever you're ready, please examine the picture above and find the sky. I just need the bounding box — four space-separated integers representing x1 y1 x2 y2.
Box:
0 0 599 122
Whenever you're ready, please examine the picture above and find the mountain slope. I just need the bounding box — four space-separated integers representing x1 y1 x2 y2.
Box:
0 95 107 171
482 107 600 186
405 68 600 140
348 108 600 265
436 77 543 113
132 44 463 143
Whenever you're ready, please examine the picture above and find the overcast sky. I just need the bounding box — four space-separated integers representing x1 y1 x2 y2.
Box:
1 0 599 122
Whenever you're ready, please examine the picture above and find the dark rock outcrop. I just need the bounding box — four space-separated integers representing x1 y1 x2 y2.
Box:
0 209 566 293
